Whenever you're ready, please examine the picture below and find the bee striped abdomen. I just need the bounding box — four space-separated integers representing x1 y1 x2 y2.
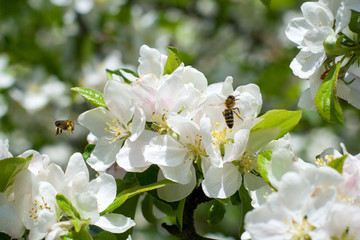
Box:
223 109 234 128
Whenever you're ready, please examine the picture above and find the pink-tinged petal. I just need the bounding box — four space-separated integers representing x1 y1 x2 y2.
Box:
138 45 166 78
286 18 312 45
202 162 242 198
65 153 89 182
94 214 135 233
116 131 156 172
182 66 208 91
158 157 194 184
290 50 326 79
88 173 116 212
144 135 187 167
78 107 114 138
87 137 123 172
104 80 133 124
157 166 196 202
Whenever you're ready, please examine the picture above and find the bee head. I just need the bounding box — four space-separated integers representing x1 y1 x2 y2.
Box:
55 121 61 127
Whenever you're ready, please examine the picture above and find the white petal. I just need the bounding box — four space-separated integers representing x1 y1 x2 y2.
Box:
285 18 312 45
116 131 156 172
88 173 116 212
290 50 326 78
78 107 114 138
221 76 234 96
202 162 242 198
65 152 89 182
74 191 99 222
157 166 196 202
129 106 145 142
167 114 201 143
144 135 187 167
301 2 334 28
87 137 123 172
298 88 316 110
223 129 250 163
138 45 166 78
158 156 193 184
104 80 133 124
334 2 351 33
94 214 135 233
0 202 25 238
182 66 207 91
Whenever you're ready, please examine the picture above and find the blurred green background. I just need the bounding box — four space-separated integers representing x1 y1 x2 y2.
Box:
1 0 359 239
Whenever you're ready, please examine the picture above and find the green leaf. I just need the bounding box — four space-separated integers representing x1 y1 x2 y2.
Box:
239 184 253 237
163 46 182 75
246 128 281 156
141 194 157 223
175 198 186 231
56 193 81 220
257 149 273 185
61 228 93 240
136 165 179 210
106 68 138 84
349 10 360 34
251 109 302 139
82 144 95 160
207 200 226 225
260 0 271 7
101 179 174 214
93 232 116 240
328 154 347 174
315 62 344 125
0 155 32 192
71 87 107 108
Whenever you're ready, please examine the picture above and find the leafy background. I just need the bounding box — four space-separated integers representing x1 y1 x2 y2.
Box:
1 0 360 239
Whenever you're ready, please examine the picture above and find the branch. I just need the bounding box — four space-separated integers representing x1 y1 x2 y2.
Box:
162 187 214 240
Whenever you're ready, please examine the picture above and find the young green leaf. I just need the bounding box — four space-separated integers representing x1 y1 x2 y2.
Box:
93 232 116 240
207 200 226 225
163 46 182 75
257 149 273 186
61 228 93 240
315 62 344 125
251 109 302 139
349 10 360 34
175 198 186 231
328 154 347 174
56 193 81 220
82 144 95 160
0 155 32 192
101 179 174 214
141 194 157 223
71 87 107 108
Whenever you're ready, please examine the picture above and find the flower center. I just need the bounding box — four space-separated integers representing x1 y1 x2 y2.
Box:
286 216 314 240
28 196 52 222
104 119 130 144
210 121 232 148
150 111 170 134
315 154 335 167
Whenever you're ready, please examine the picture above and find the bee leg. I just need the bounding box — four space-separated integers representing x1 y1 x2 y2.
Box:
56 127 60 135
233 107 243 121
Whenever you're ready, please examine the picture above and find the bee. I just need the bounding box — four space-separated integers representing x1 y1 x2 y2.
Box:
223 95 243 129
55 120 75 136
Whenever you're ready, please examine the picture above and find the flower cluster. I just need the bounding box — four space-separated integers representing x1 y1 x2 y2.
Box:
0 139 134 240
78 45 265 201
286 0 360 111
243 142 360 240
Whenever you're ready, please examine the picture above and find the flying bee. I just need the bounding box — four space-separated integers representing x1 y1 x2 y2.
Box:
223 95 243 129
55 120 75 136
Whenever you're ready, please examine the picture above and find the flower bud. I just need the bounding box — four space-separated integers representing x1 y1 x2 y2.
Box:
323 34 346 55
